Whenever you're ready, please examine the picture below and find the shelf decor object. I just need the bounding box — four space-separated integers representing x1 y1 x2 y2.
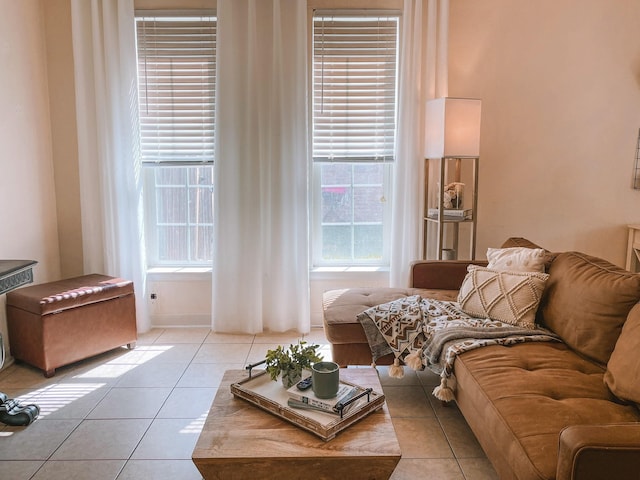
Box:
423 97 481 260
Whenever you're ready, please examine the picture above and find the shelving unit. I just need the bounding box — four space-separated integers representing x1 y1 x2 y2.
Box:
626 224 640 272
423 157 478 260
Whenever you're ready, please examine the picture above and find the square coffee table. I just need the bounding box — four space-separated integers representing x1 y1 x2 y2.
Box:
192 368 401 479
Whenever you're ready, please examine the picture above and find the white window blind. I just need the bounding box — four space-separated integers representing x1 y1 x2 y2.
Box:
313 12 399 163
136 15 216 165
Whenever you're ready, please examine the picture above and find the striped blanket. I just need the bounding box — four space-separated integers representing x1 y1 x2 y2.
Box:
357 295 559 401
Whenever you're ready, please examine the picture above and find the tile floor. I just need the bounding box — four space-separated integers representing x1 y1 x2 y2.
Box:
0 327 498 480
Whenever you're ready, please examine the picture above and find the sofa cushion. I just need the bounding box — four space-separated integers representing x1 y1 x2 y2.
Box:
540 252 640 365
457 266 549 329
453 342 640 480
604 302 640 405
322 287 458 345
486 247 546 272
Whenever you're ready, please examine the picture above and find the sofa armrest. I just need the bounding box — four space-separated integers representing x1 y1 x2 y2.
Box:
409 260 487 290
557 423 640 480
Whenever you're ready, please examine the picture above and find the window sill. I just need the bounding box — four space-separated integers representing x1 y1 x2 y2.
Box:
310 266 389 282
148 267 212 274
311 266 388 273
146 266 389 282
147 267 212 282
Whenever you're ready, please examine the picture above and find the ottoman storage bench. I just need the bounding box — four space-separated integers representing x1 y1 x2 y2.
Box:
6 274 137 377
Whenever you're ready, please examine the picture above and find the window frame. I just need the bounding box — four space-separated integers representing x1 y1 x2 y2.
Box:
311 161 393 267
135 10 216 268
309 8 400 268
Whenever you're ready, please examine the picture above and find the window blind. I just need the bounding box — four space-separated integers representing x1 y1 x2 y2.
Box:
313 12 399 163
136 15 216 165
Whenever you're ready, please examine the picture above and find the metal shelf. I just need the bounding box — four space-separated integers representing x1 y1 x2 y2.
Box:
422 157 478 260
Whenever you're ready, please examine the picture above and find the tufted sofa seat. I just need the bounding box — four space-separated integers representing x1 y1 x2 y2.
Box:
455 341 640 479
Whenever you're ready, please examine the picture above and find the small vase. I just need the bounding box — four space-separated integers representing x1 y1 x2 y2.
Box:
280 368 302 389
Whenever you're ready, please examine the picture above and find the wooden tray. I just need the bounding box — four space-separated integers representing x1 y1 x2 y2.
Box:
230 369 386 441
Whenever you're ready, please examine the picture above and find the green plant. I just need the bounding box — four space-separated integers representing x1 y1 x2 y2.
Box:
265 340 323 383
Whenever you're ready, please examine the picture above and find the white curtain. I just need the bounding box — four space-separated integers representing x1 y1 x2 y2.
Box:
390 0 449 287
212 0 310 334
70 0 149 332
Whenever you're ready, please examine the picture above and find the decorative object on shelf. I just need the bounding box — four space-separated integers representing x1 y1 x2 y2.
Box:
423 97 481 260
443 182 464 209
265 340 323 388
633 128 640 189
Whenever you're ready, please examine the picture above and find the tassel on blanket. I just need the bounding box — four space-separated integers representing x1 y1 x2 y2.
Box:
432 376 455 402
404 351 423 371
388 358 405 378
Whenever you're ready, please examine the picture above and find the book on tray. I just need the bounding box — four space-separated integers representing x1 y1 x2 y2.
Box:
286 381 359 415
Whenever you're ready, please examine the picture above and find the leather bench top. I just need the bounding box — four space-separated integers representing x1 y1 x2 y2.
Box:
6 274 134 316
322 287 458 344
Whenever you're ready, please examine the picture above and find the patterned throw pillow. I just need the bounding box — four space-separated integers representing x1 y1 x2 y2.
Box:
486 247 546 273
457 265 549 329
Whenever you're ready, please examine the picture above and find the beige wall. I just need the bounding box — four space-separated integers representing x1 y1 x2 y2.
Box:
449 0 640 265
43 0 83 279
0 0 60 355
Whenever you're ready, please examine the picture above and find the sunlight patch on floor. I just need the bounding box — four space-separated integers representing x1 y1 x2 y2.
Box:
72 346 174 379
30 383 106 417
179 412 207 434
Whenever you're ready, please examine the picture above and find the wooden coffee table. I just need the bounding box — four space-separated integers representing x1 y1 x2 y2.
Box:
192 368 401 480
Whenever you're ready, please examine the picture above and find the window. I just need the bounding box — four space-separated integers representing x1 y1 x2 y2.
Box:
135 13 216 266
312 12 399 266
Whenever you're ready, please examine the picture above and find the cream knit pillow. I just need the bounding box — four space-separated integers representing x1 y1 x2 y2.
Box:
457 265 549 329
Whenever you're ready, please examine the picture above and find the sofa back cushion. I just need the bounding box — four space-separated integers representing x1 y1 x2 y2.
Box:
604 302 640 405
540 252 640 365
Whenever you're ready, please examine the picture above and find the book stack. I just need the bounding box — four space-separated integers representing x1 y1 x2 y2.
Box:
286 380 359 415
427 208 472 219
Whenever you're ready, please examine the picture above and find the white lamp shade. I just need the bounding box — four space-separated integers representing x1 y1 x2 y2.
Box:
425 97 482 158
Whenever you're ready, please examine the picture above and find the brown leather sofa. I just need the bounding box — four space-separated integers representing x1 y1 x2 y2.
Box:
322 238 640 480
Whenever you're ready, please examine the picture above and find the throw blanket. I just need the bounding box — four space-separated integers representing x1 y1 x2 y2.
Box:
357 295 560 401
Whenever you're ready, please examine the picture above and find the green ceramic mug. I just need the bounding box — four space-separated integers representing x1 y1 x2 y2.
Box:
311 361 340 399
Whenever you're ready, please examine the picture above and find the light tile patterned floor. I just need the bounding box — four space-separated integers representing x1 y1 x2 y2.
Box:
0 328 498 479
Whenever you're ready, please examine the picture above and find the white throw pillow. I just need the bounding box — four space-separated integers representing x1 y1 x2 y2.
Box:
486 247 546 273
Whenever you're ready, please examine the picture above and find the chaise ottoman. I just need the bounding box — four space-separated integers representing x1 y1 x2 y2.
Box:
6 274 137 377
